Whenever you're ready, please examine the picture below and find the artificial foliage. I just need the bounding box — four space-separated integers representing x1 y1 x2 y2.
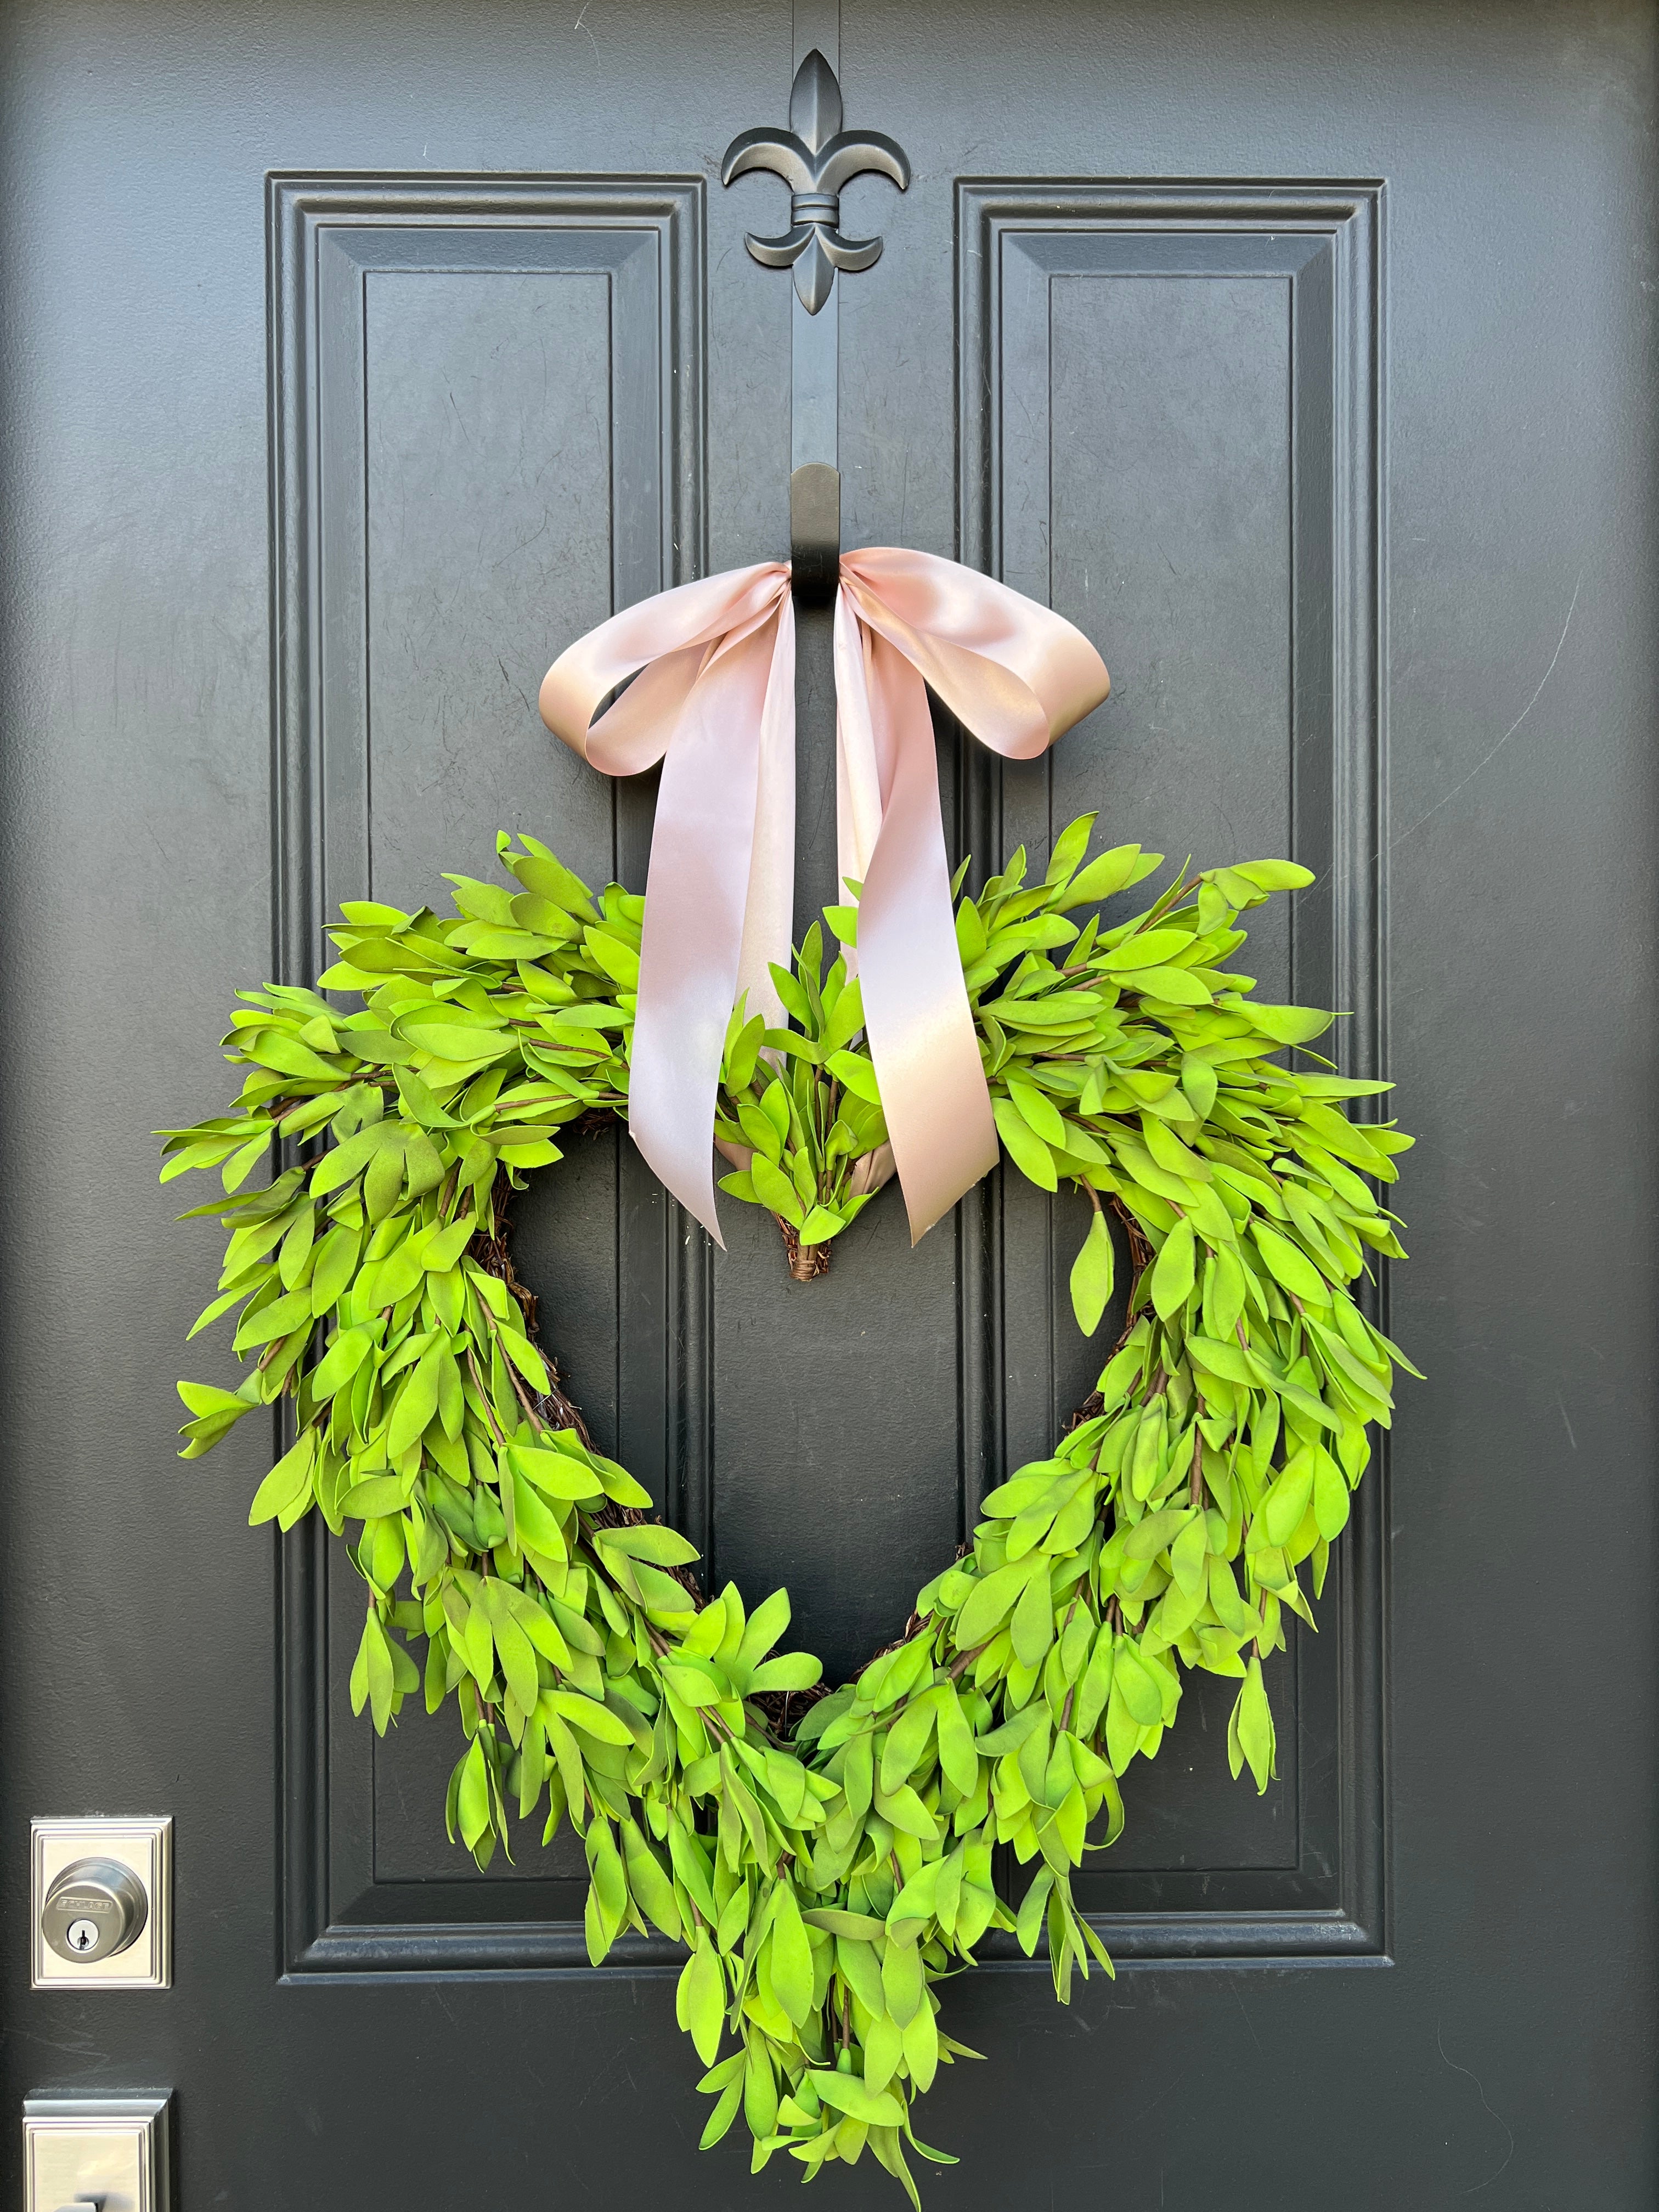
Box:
165 815 1414 2199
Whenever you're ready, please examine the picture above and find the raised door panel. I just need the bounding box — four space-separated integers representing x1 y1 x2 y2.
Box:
268 176 706 1965
958 183 1384 1954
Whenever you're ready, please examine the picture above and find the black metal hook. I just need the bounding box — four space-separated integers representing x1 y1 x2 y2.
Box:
790 463 840 606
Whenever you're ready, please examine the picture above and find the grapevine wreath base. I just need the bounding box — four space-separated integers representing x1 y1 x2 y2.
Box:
166 816 1413 2200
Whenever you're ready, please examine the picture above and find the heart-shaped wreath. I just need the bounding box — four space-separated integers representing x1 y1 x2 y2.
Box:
165 815 1413 2201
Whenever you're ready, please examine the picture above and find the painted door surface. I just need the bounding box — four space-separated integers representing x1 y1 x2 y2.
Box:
2 2 1654 2204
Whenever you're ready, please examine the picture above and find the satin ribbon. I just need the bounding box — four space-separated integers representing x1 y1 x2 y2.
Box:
539 550 1108 1246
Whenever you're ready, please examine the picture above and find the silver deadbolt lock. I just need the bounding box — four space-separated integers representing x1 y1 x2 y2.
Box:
40 1859 148 1966
31 1818 171 1988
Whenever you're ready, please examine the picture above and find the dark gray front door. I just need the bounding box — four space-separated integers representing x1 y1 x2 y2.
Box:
3 2 1654 2204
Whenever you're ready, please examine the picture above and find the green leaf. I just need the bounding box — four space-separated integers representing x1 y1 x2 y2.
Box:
804 1907 886 1940
1180 1054 1220 1122
934 1681 979 1796
1074 1629 1116 1739
1009 1566 1054 1669
698 2074 744 2151
1093 928 1193 973
1112 1639 1163 1727
1252 1223 1328 1305
386 1351 440 1458
542 1689 636 1745
1014 1867 1054 1954
187 1281 256 1339
953 1556 1042 1650
993 1099 1058 1192
505 845 599 921
973 1704 1045 1758
309 1122 396 1199
422 1217 477 1273
620 1816 682 1942
747 1651 822 1694
357 1232 426 1312
677 1933 726 2066
880 1692 939 1797
584 926 640 988
338 1473 410 1521
481 1590 539 1717
744 2043 780 2143
220 1132 274 1190
1233 858 1314 892
510 1444 604 1500
1058 843 1156 910
1150 1217 1197 1320
1170 1512 1210 1596
821 975 865 1054
1231 1658 1276 1792
594 1522 700 1568
1007 1077 1068 1148
592 1455 654 1509
1120 964 1213 1006
456 1735 492 1849
736 1588 791 1671
1312 1447 1351 1540
395 1014 512 1062
881 1927 925 2025
309 1226 362 1314
175 1379 258 1457
1243 1002 1333 1046
1263 1447 1317 1547
768 1881 815 2027
749 1153 804 1227
1044 811 1097 888
1187 1334 1256 1387
736 1101 782 1162
808 2070 905 2129
495 1326 550 1395
510 1472 568 1563
1122 1506 1192 1562
1201 1245 1248 1341
249 1429 315 1526
1069 1209 1115 1335
827 1049 882 1103
311 1325 374 1400
234 1286 314 1351
872 1781 938 1843
668 1821 718 1923
585 1818 628 1959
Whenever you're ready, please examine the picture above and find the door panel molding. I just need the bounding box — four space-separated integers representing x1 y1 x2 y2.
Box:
266 172 709 1976
958 179 1389 1962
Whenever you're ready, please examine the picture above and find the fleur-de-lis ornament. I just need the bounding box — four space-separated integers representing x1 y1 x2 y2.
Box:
721 49 911 315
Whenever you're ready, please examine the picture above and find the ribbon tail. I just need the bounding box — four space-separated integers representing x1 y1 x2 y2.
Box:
628 611 790 1245
833 584 885 919
848 627 998 1245
735 595 797 1028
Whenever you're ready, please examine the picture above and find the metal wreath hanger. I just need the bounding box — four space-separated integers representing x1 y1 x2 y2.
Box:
720 24 911 603
538 29 1106 1246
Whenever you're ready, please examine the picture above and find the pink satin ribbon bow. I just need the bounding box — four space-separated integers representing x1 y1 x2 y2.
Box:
538 549 1109 1247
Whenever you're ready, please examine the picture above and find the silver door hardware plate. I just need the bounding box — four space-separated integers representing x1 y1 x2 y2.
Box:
31 1820 171 1991
22 2092 170 2212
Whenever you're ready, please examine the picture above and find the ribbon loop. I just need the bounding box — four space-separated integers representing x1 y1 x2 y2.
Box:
540 550 1108 1249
